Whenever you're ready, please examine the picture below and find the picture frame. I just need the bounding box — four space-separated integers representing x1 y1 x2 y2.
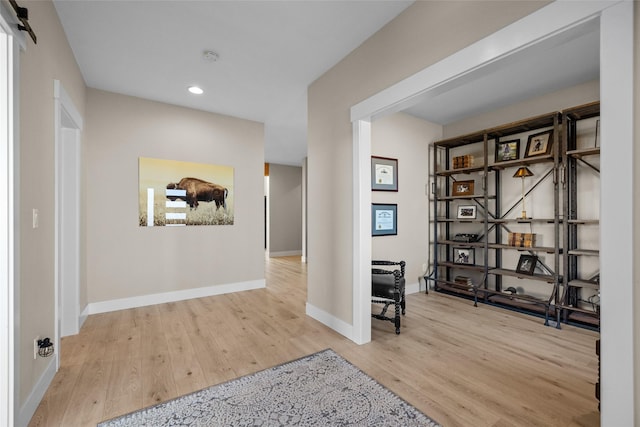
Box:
515 254 538 275
524 130 553 158
371 156 398 191
451 180 474 197
371 203 397 236
495 139 520 162
453 247 474 265
456 205 477 219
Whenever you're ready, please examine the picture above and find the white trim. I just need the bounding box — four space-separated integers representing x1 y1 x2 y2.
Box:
0 10 18 426
53 80 83 130
53 80 83 378
268 250 302 257
599 2 634 424
16 357 56 427
87 279 266 315
305 303 354 340
350 1 633 423
79 305 89 330
352 120 371 345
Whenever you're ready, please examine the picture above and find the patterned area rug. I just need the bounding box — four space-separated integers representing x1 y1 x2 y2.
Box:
98 348 440 426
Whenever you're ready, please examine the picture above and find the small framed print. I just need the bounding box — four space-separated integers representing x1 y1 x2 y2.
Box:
371 156 398 191
515 254 538 275
372 203 397 236
457 205 477 219
451 180 474 197
453 247 474 265
524 130 554 158
495 139 520 162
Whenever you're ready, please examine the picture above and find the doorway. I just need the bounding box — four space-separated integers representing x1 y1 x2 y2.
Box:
54 81 83 357
351 2 633 424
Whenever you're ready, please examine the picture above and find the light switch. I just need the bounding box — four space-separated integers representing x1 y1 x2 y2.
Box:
32 209 38 229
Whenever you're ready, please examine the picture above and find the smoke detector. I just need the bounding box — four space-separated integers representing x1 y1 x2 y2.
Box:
203 50 219 62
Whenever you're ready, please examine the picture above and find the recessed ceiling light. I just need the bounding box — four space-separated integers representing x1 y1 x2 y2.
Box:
188 86 204 95
203 50 219 62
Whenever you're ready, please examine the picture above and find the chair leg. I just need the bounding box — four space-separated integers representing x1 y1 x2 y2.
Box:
401 291 406 315
394 296 401 334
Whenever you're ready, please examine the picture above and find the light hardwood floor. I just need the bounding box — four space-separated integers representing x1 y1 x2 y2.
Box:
29 256 600 426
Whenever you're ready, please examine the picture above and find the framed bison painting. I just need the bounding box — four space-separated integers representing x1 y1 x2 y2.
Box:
138 157 234 226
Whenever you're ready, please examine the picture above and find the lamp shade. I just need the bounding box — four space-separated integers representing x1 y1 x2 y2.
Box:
513 167 534 178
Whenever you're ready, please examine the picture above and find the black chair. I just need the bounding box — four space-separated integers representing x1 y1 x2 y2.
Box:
371 260 406 334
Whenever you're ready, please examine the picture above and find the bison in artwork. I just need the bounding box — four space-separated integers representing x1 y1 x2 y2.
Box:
166 177 228 211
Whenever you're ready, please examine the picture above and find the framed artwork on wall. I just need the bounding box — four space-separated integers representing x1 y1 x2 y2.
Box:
138 157 234 227
372 203 397 236
371 156 398 191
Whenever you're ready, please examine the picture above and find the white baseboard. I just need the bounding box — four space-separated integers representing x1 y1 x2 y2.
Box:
79 304 89 329
305 303 354 341
18 356 56 427
406 280 420 295
87 279 266 315
268 250 302 257
306 281 421 342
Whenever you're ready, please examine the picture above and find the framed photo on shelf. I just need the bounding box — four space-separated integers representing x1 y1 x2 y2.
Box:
495 139 520 162
371 156 398 191
524 130 553 158
453 247 474 265
451 180 474 197
456 205 477 219
371 203 397 236
515 254 538 275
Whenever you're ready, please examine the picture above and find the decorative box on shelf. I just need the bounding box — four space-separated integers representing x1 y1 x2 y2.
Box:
508 232 536 248
453 155 474 169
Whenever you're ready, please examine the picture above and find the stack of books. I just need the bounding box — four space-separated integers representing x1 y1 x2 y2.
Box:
454 275 473 290
452 155 474 169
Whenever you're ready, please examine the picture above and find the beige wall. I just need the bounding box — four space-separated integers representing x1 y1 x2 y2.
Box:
371 112 441 285
307 1 548 323
84 89 265 303
268 164 302 256
18 0 87 408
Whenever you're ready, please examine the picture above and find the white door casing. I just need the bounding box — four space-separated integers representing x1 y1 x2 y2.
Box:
53 80 83 367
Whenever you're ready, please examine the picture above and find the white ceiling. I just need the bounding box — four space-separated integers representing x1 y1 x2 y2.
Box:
52 0 414 166
53 1 599 166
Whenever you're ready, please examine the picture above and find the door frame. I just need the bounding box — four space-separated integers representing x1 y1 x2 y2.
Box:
351 1 633 424
0 4 25 425
53 80 84 366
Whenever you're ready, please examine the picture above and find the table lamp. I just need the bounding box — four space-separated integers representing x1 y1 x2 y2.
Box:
513 167 534 219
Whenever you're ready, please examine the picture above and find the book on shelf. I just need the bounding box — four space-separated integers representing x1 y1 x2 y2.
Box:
454 275 473 287
508 232 536 247
453 155 474 169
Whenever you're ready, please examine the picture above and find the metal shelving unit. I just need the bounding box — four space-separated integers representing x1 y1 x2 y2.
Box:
560 101 600 329
430 111 563 327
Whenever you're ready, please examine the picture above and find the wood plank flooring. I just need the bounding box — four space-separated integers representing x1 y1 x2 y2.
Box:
29 256 600 426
